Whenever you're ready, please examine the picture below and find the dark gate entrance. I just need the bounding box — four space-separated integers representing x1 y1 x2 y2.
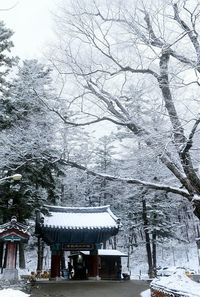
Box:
35 205 124 280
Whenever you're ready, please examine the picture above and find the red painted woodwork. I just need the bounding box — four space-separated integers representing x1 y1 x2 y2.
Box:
50 253 61 278
6 242 17 269
0 229 29 241
88 255 99 277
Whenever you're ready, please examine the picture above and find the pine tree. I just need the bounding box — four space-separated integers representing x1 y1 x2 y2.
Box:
0 21 17 129
0 60 60 222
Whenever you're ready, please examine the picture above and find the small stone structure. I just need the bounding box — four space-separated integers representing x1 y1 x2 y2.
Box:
0 216 30 281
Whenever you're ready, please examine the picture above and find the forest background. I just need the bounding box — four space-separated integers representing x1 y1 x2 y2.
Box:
1 0 200 278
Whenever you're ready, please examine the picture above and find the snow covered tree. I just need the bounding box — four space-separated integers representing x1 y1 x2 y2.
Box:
48 0 200 220
0 60 60 222
0 21 16 129
87 135 117 206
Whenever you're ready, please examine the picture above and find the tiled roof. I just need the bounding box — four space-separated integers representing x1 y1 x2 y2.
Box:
0 217 29 234
42 205 119 230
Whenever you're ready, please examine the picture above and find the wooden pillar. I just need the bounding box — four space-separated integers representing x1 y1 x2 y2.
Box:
90 255 99 277
6 242 17 269
89 249 99 278
50 250 61 279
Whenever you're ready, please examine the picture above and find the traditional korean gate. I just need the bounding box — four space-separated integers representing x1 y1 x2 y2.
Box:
35 205 121 279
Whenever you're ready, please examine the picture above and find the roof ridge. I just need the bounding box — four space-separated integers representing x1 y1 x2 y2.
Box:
43 204 111 214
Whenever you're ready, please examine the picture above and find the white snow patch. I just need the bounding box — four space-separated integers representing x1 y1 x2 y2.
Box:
81 249 127 256
140 289 150 297
0 289 30 297
192 195 200 201
151 269 200 296
129 241 200 279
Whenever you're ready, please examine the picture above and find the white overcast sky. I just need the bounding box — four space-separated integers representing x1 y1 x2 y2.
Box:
0 0 116 137
1 0 60 59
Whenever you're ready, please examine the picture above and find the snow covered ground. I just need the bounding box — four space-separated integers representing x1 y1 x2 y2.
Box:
0 289 29 297
140 289 150 297
126 240 200 279
151 269 200 297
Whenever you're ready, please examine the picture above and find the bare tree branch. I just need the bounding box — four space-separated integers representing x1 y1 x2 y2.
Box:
173 3 200 68
181 117 200 156
0 2 19 11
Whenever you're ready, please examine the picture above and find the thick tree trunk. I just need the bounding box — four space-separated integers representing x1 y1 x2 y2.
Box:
159 51 200 198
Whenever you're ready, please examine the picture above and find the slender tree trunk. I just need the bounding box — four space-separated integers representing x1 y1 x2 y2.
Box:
133 232 138 247
3 244 8 268
0 243 4 269
37 237 44 272
61 184 65 203
142 199 153 278
103 241 106 249
127 245 130 272
172 245 176 266
113 236 117 249
152 229 157 277
19 243 25 269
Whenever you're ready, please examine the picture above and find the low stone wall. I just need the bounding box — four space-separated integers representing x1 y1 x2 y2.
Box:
150 270 200 297
190 274 200 283
151 287 174 297
150 282 199 297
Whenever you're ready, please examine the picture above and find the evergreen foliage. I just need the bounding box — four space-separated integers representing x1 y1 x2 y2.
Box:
0 21 17 130
0 60 60 222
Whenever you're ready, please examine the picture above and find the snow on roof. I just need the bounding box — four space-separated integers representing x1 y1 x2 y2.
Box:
0 217 30 235
42 205 119 230
151 269 200 296
81 249 128 257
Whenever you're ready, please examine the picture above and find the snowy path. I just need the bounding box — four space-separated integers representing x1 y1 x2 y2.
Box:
30 280 149 297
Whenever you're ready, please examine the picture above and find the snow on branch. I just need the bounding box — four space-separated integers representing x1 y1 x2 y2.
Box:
61 159 192 200
142 9 197 68
86 81 150 137
181 117 200 157
33 88 131 128
173 3 200 67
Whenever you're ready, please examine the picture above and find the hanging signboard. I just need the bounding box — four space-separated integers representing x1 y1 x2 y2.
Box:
62 243 94 251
